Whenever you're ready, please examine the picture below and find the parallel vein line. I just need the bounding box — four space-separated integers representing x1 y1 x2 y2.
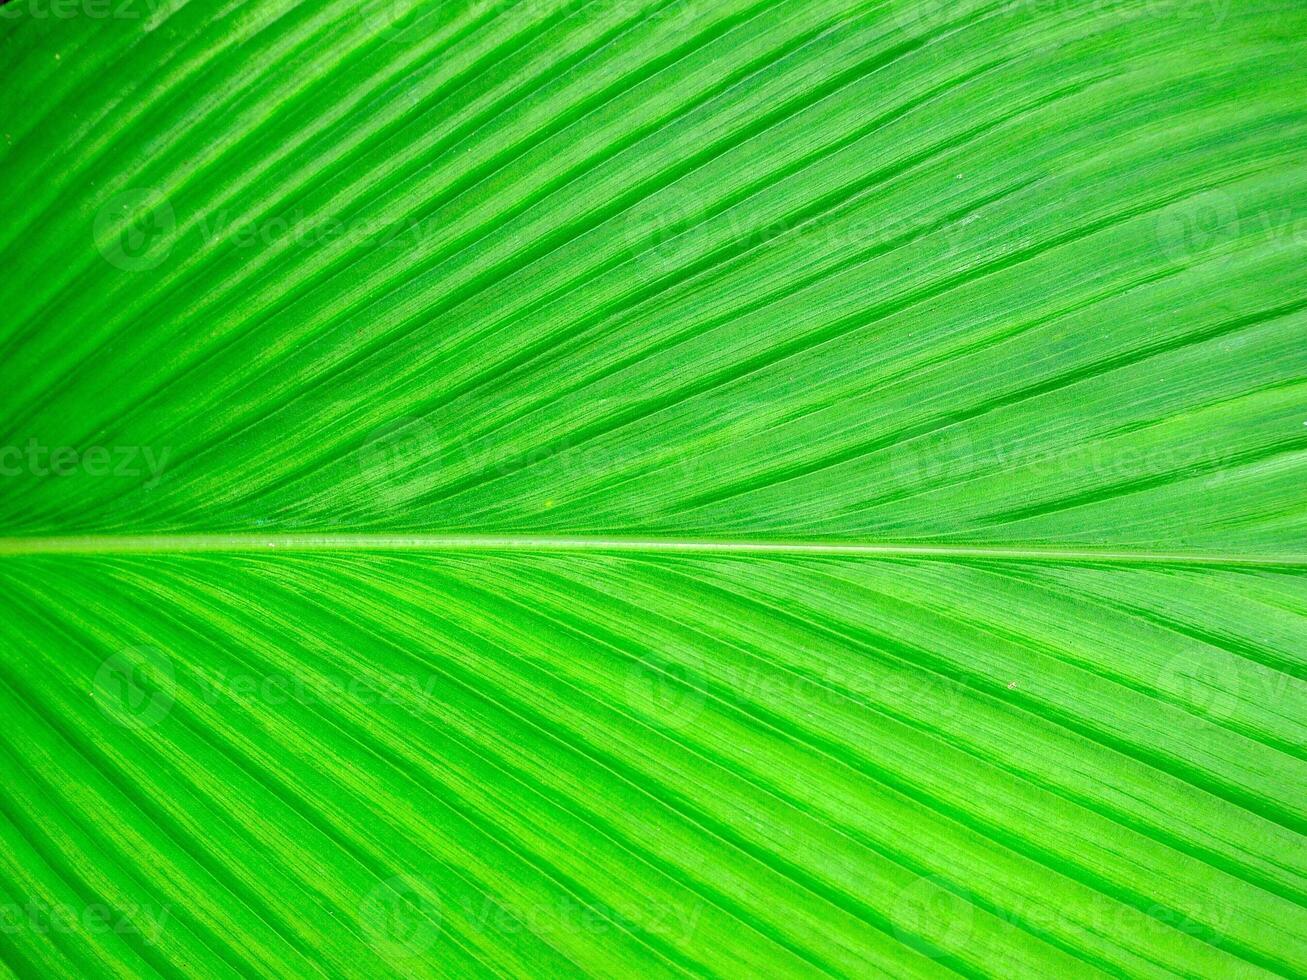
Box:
0 534 1303 565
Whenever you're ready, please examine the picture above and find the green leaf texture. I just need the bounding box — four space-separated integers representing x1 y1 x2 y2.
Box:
1 0 1304 976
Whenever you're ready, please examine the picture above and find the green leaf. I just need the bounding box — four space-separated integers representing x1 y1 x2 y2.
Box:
1 0 1304 976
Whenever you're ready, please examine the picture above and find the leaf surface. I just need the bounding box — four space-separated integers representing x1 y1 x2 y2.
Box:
0 0 1304 976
